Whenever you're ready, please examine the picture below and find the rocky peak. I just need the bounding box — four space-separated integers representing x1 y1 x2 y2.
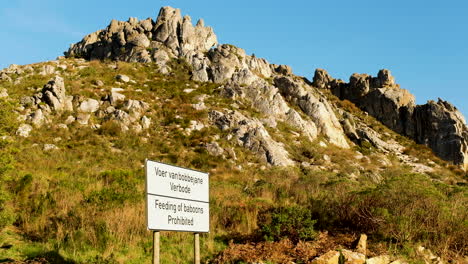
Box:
314 68 468 170
65 6 217 62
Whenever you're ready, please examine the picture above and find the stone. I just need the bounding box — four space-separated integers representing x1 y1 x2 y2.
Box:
0 88 8 98
140 18 153 31
31 109 46 127
16 124 33 137
274 64 292 75
40 65 55 75
285 109 317 140
188 120 205 131
111 110 132 126
313 68 333 89
65 115 75 124
43 144 59 151
95 80 104 86
123 99 149 121
356 234 367 255
205 142 224 157
110 91 126 104
76 113 91 125
132 124 143 133
389 260 408 264
366 255 390 264
41 76 67 111
79 98 100 113
141 116 151 129
57 124 68 130
312 250 365 264
116 74 130 83
20 97 34 107
128 33 150 48
192 102 206 111
111 87 125 92
0 72 12 82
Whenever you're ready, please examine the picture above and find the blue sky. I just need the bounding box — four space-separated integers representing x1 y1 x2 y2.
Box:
1 0 467 118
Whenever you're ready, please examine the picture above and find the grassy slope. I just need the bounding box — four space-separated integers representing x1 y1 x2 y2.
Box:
0 59 466 263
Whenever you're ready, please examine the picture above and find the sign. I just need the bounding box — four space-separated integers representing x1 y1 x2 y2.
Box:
145 160 209 233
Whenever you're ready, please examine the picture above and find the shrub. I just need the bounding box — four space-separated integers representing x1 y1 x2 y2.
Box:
257 205 317 243
0 191 15 230
316 173 467 255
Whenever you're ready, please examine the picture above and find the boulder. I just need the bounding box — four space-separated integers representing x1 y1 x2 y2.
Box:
128 33 150 48
116 74 130 83
356 234 367 255
76 113 91 125
123 99 149 121
141 116 151 129
274 64 292 75
312 250 365 264
41 76 67 111
0 88 8 98
366 255 391 264
43 144 59 151
16 124 33 137
313 68 333 89
30 109 46 127
79 98 100 113
40 65 56 75
205 142 224 157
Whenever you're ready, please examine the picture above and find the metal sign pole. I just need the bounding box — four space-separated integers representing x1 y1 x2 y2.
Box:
194 233 200 264
153 231 160 264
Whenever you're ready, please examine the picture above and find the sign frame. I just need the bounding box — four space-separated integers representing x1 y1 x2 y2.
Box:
145 159 210 233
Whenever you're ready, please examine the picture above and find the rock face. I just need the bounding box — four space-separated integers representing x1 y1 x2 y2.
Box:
413 99 468 170
65 6 217 63
314 69 468 170
209 110 294 166
64 6 352 166
64 5 467 169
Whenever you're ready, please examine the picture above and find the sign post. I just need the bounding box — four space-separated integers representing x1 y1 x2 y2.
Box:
145 160 209 263
194 233 200 264
153 231 160 264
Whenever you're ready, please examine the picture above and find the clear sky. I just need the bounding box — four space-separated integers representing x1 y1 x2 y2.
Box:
1 0 467 119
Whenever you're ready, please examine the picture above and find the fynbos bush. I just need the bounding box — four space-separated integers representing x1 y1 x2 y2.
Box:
257 205 317 243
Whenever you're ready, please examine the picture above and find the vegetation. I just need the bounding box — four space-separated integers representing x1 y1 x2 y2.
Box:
0 59 466 263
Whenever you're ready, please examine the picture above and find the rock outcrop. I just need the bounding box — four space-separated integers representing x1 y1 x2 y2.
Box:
18 75 152 134
314 69 468 170
209 110 294 166
65 6 217 64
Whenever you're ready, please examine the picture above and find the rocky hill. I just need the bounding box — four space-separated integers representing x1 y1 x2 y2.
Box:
0 6 466 264
65 6 468 171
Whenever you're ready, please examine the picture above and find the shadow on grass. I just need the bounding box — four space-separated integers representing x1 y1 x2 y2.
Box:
26 250 76 264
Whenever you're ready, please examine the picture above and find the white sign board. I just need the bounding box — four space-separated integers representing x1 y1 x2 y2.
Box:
145 160 209 232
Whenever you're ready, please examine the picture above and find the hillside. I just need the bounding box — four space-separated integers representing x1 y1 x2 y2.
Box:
0 6 466 264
